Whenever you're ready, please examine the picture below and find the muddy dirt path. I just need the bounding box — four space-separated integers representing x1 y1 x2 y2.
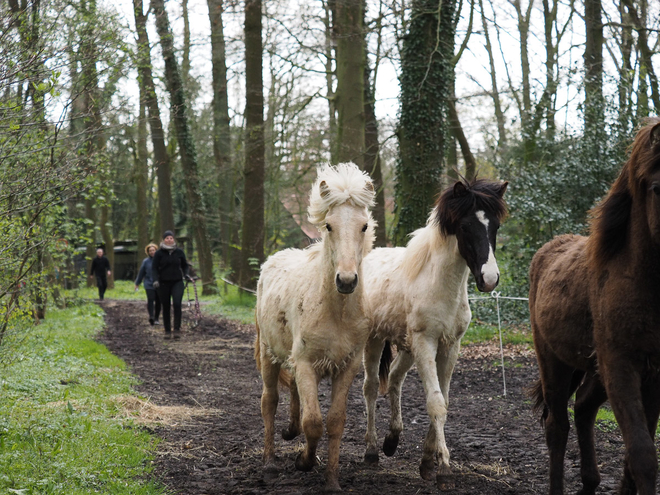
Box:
98 300 634 494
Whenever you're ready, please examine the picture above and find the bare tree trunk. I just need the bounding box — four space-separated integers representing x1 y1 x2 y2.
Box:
135 94 150 255
239 0 265 290
100 204 115 288
622 0 660 114
133 0 175 233
584 0 603 134
152 0 216 294
324 0 338 163
448 99 477 180
207 0 233 268
479 0 507 152
334 0 364 167
364 54 387 247
618 1 634 129
182 0 191 83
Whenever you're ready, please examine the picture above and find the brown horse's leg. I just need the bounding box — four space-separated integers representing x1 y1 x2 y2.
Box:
363 334 385 465
293 362 322 473
282 375 301 440
574 372 607 495
325 358 362 492
601 361 656 495
535 339 574 495
259 346 281 469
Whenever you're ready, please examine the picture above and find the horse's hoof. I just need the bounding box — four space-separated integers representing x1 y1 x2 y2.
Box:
419 458 435 481
436 464 454 490
323 479 342 493
263 462 278 480
281 426 299 440
294 452 317 472
383 433 399 457
364 450 379 466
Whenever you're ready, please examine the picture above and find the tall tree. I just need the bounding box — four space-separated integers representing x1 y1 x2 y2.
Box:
334 0 365 167
152 0 216 294
135 93 150 255
206 0 233 267
239 0 265 290
133 0 175 234
323 0 338 164
393 0 457 245
583 0 603 135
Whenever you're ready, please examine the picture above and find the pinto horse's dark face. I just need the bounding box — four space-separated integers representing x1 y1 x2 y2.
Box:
455 207 502 292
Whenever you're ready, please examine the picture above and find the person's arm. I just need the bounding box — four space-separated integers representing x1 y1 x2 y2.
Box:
104 257 111 276
180 250 190 279
152 251 161 287
135 259 147 288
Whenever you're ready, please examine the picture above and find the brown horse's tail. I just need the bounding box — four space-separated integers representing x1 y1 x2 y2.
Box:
378 341 393 395
254 311 292 390
529 379 548 426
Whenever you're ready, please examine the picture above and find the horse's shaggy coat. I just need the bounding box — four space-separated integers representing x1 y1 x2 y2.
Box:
530 118 660 495
361 178 508 488
254 162 375 492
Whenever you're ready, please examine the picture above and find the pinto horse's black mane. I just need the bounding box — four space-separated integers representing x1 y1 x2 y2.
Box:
434 178 508 236
588 117 660 268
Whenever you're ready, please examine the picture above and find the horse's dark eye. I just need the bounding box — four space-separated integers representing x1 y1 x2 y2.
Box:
326 223 332 232
362 224 368 232
652 184 660 197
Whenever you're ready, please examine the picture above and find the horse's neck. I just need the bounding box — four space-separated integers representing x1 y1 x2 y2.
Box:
626 199 660 275
403 225 468 292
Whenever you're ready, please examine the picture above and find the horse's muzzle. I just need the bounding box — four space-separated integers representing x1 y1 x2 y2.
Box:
336 273 358 294
476 273 499 293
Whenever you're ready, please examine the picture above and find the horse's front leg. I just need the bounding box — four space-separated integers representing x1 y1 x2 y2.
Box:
293 361 322 472
601 357 658 495
325 357 362 492
411 333 445 484
383 348 414 457
363 334 385 465
428 339 462 488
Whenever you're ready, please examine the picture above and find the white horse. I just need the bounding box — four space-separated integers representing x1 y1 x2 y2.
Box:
362 178 508 488
254 162 375 492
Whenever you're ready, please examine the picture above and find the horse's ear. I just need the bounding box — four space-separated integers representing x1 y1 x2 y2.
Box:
498 181 509 198
364 181 374 192
453 181 468 197
651 123 660 149
319 180 330 198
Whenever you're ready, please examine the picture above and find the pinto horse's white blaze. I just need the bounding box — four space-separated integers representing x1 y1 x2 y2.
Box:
476 210 500 290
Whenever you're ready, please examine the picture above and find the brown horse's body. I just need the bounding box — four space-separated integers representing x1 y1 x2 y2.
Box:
530 118 660 495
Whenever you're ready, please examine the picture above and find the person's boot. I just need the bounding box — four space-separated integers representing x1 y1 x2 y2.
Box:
173 328 181 340
149 318 154 326
164 330 172 340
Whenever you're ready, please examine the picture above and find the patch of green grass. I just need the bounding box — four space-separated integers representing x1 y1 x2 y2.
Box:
0 304 166 494
63 280 145 303
203 283 256 324
462 322 534 346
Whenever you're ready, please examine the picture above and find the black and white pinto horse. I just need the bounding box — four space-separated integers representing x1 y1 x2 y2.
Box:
362 178 508 488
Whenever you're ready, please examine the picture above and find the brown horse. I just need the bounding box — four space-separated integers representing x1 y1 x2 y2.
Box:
529 118 660 495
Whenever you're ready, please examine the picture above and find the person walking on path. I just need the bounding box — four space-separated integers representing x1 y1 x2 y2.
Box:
152 231 189 340
134 243 162 326
89 247 111 301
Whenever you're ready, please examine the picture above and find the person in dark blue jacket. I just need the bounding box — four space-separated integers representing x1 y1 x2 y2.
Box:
134 243 161 326
152 231 189 339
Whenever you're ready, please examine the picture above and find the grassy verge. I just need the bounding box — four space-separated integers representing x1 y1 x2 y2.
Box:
462 321 533 346
0 304 166 494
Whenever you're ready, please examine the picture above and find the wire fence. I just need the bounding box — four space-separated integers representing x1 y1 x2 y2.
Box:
468 292 529 396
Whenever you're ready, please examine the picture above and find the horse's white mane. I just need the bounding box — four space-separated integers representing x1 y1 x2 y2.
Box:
308 162 375 226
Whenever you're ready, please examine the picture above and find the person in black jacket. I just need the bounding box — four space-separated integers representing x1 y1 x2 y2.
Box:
152 231 189 339
89 248 111 300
